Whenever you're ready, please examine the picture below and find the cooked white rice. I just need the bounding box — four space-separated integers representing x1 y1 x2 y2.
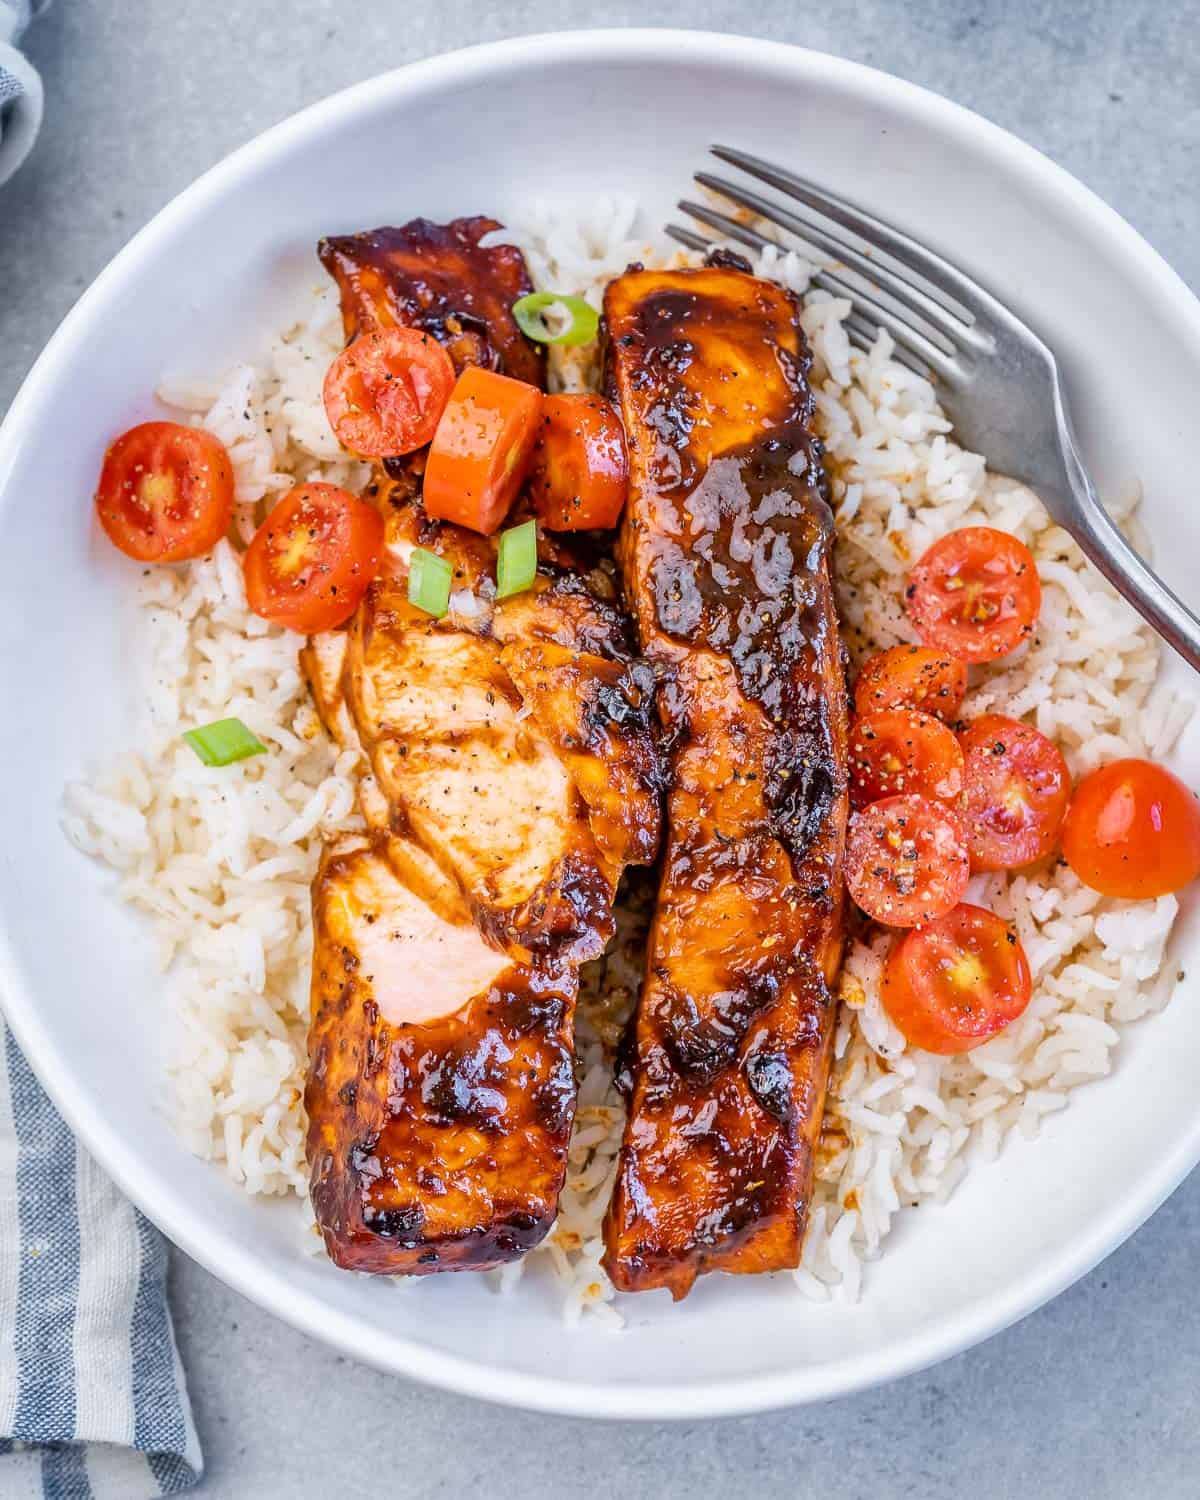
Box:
63 197 1192 1323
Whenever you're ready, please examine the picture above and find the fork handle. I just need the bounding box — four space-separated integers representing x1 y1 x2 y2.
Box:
1052 431 1200 676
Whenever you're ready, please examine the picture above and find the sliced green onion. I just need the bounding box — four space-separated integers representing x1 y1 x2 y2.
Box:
408 546 453 618
512 291 599 347
496 519 538 600
183 718 267 768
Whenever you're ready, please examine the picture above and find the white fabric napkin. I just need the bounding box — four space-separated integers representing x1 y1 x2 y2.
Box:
0 1 47 188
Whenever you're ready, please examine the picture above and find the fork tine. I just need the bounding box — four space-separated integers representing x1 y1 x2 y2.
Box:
845 323 930 381
669 206 948 376
664 222 713 253
694 171 974 352
844 314 937 380
818 271 956 358
711 145 986 327
679 197 958 360
837 297 956 377
677 199 773 253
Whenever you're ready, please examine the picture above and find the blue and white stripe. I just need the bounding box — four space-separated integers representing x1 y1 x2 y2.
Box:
0 1020 201 1499
0 0 48 187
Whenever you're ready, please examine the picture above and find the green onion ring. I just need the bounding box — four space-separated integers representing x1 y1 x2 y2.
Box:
512 292 600 347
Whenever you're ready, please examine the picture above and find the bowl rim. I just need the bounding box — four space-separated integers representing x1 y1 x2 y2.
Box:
5 26 1200 1420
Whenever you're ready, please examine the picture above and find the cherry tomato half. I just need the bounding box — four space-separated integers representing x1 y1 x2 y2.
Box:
906 527 1041 663
95 421 234 563
959 714 1071 871
853 645 968 722
1061 757 1200 899
849 709 964 809
845 794 970 927
243 482 383 633
881 903 1033 1055
528 394 629 531
423 366 543 535
323 328 456 459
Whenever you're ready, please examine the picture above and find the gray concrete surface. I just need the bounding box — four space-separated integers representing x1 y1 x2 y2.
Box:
3 1 1199 1494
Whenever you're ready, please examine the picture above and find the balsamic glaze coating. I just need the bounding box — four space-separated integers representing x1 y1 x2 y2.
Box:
305 222 661 1276
317 216 546 387
303 356 663 1274
307 837 578 1274
602 264 849 1298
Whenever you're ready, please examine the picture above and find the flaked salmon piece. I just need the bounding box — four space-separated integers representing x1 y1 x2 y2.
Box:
304 534 661 1273
319 836 505 1028
497 638 658 871
342 579 611 961
601 263 850 1299
306 834 576 1274
314 501 662 958
298 630 391 835
491 578 660 873
300 630 357 752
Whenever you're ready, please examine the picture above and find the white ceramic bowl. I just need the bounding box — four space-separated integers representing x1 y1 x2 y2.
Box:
2 29 1199 1420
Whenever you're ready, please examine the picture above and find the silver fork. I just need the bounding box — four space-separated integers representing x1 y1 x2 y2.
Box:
667 145 1200 675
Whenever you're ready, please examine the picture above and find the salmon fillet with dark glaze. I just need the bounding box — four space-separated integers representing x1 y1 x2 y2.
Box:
600 262 850 1299
307 831 580 1273
304 219 661 1275
303 496 661 1275
317 216 545 387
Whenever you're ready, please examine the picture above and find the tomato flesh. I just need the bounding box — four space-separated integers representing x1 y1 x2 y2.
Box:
959 714 1071 870
528 394 629 530
323 327 456 459
853 645 968 721
243 482 383 633
849 709 964 809
95 421 234 563
423 366 543 535
845 793 970 927
882 903 1033 1054
906 526 1040 663
1061 757 1200 899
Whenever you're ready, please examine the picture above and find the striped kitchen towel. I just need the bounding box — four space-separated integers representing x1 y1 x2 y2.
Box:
0 0 48 188
0 1019 202 1498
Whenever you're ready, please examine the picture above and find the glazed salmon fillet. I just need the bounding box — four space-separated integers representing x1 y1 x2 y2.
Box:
306 828 581 1273
302 217 659 1274
318 215 545 387
304 532 660 1274
601 263 850 1298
